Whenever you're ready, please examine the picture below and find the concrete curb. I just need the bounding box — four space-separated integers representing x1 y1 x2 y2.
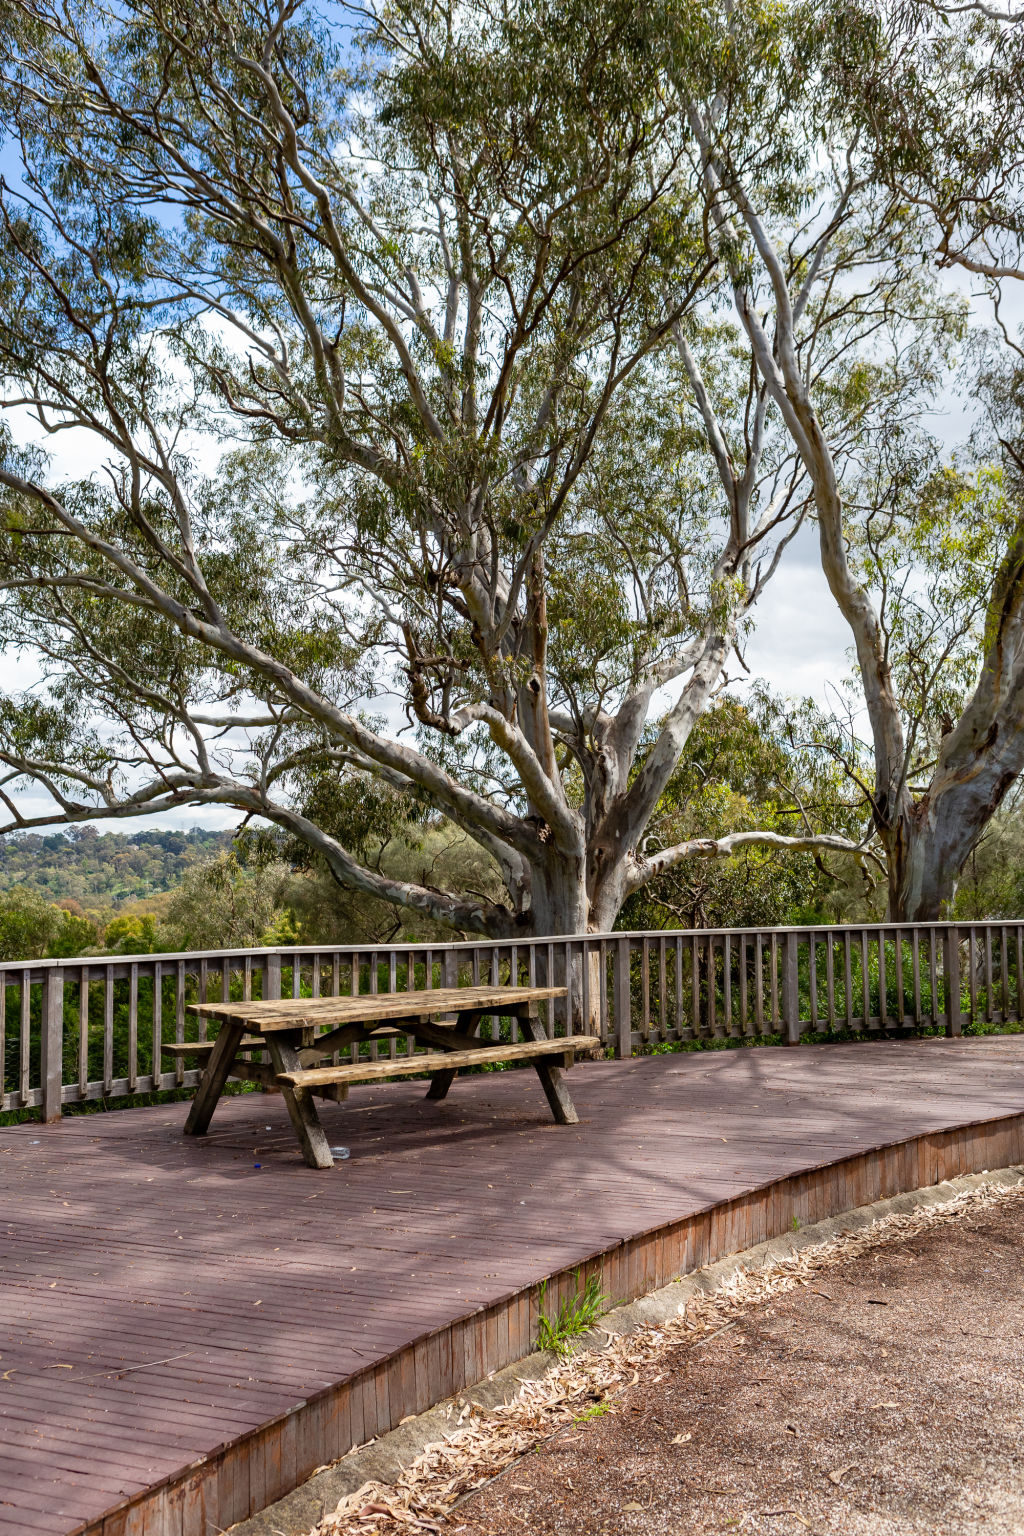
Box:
230 1163 1024 1535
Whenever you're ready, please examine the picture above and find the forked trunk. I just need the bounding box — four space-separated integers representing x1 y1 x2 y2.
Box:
883 795 992 922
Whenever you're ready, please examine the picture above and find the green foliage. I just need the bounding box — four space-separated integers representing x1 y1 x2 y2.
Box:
104 913 161 955
536 1270 609 1357
0 887 97 961
620 696 872 932
0 0 1018 936
953 804 1024 923
0 827 233 907
286 824 507 947
162 851 292 952
0 886 60 961
47 908 99 958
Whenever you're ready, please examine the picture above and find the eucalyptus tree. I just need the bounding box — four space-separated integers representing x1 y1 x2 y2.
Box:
669 0 1024 919
0 0 871 941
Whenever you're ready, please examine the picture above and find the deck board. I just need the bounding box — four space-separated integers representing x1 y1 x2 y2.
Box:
3 1037 1024 1534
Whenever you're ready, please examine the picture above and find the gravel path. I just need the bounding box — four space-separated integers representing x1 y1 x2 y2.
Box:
450 1194 1024 1536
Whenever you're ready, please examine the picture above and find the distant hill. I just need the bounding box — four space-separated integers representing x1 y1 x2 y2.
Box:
0 826 235 911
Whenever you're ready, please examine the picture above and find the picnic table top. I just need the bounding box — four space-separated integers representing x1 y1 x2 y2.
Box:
188 983 568 1031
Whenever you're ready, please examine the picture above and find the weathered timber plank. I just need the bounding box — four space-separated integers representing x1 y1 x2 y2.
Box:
276 1034 598 1088
182 1021 244 1136
163 1039 265 1052
188 985 567 1029
264 1034 334 1169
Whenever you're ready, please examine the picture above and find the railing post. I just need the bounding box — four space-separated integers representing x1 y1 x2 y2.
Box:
265 952 282 1001
944 926 963 1037
782 932 802 1045
41 965 64 1123
614 937 632 1059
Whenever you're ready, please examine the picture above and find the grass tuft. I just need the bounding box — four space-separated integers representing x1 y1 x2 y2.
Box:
536 1269 609 1357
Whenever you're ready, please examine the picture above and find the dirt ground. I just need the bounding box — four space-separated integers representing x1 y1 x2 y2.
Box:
450 1198 1024 1536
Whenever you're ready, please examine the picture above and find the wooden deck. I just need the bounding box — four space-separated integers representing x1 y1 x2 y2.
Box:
3 1037 1024 1536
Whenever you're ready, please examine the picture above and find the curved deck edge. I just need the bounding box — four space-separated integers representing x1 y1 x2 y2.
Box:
74 1109 1024 1536
231 1160 1024 1536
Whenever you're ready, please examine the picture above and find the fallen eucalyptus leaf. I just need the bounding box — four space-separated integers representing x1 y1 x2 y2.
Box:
827 1464 858 1486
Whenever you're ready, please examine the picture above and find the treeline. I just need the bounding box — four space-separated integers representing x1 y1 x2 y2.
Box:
0 826 233 906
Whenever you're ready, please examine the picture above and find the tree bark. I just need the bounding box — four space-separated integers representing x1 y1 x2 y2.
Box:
884 759 1024 921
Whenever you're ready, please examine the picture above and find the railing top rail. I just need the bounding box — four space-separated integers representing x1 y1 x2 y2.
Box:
0 918 1012 974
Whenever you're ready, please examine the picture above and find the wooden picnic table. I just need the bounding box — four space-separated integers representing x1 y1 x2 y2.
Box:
172 985 599 1168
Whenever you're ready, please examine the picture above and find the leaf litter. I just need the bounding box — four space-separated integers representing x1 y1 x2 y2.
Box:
311 1178 1024 1536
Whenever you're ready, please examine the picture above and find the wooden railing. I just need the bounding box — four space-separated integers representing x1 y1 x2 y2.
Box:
1 921 1016 1120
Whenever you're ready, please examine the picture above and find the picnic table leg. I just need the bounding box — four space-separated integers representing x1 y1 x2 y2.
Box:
184 1021 245 1135
425 1068 457 1101
266 1034 335 1169
517 1008 579 1126
423 1009 484 1101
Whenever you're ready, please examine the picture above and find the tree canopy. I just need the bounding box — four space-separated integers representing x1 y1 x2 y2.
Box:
0 0 1022 935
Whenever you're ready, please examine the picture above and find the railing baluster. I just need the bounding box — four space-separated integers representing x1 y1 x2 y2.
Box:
80 965 90 1096
808 934 819 1032
103 963 115 1093
175 961 186 1085
737 934 748 1035
0 972 6 1108
984 925 994 1023
675 938 685 1038
754 935 764 1034
723 934 733 1036
709 936 719 1037
658 938 667 1041
927 929 939 1026
696 927 706 1038
152 961 163 1092
825 935 836 1035
0 971 6 1108
599 938 609 1044
128 963 139 1093
349 951 361 1062
19 973 31 1107
861 929 871 1030
843 932 853 1030
510 945 519 1041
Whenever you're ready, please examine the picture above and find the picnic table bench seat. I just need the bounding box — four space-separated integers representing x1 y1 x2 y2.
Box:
163 1037 266 1053
180 984 595 1168
277 1033 600 1088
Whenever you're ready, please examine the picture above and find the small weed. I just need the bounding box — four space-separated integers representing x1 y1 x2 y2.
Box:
536 1269 609 1357
573 1398 614 1424
791 1215 801 1231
